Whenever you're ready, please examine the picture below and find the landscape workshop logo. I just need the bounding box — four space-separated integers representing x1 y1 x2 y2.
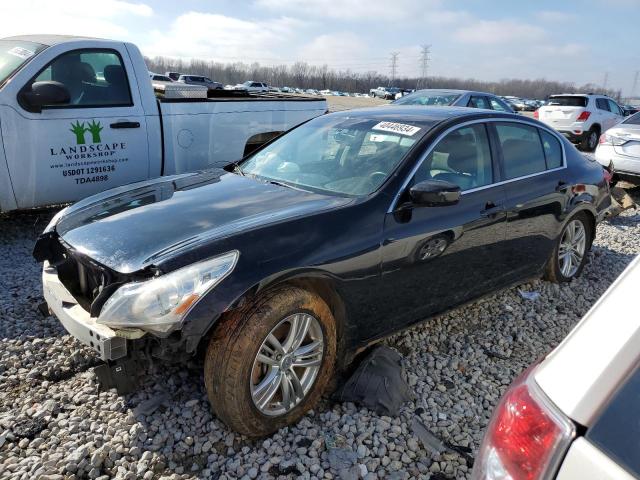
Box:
70 120 103 144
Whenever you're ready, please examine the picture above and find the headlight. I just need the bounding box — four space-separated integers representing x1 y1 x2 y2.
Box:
97 251 239 334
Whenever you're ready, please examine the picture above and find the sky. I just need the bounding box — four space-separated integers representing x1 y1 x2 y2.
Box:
1 0 639 94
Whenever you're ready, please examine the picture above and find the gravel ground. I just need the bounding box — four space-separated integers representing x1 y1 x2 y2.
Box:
1 184 639 480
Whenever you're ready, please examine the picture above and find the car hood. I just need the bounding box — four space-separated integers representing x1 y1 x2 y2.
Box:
54 170 353 274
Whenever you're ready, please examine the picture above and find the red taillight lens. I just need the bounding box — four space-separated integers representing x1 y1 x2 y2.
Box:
472 368 575 480
576 111 590 121
533 109 539 119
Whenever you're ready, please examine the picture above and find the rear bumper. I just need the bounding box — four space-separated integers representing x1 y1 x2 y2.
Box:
595 146 640 180
42 262 127 361
557 130 586 143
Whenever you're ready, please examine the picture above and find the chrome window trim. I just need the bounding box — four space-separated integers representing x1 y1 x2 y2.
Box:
387 117 567 213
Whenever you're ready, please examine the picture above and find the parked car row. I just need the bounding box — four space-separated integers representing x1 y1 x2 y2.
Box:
149 71 223 92
502 95 546 111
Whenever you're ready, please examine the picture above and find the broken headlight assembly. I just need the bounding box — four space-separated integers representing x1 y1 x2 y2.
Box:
97 251 239 334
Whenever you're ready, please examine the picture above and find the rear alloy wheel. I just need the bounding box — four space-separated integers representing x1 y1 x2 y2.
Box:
204 286 336 437
545 213 592 282
580 127 599 151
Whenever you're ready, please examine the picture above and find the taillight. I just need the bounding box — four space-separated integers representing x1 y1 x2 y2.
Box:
533 109 539 119
472 367 575 480
576 111 590 121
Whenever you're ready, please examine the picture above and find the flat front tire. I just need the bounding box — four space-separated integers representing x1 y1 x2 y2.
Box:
545 212 592 282
204 286 337 437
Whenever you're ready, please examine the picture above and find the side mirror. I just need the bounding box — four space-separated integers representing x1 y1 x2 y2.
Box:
409 180 461 207
19 81 70 113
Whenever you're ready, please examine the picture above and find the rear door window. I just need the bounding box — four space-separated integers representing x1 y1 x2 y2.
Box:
596 98 610 111
495 123 547 179
489 98 510 112
468 96 491 109
548 96 588 107
540 130 563 169
608 100 623 116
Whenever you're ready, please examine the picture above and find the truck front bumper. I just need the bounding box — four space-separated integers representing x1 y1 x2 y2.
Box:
42 262 127 361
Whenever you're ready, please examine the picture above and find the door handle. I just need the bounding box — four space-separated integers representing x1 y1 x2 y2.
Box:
481 201 505 217
110 121 140 129
556 181 569 192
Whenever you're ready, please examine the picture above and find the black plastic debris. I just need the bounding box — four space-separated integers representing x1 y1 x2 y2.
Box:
412 416 474 467
334 346 413 416
11 417 47 439
411 416 446 455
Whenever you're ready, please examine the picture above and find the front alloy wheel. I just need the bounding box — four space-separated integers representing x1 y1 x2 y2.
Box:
204 286 336 437
251 313 324 416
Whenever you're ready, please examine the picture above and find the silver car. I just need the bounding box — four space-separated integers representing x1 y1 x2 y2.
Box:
595 112 640 185
393 89 515 113
177 75 223 91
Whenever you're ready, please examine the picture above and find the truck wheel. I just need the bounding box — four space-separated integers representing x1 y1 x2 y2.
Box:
544 212 592 283
204 286 337 437
580 127 599 152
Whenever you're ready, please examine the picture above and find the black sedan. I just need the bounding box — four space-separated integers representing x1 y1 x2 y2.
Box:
34 106 611 436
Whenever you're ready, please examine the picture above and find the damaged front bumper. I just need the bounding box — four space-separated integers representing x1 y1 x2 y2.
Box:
42 262 127 361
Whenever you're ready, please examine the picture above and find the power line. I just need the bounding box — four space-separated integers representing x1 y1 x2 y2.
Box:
418 44 431 89
389 52 399 85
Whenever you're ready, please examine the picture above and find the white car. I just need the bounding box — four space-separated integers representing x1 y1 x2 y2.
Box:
232 81 269 92
535 94 625 151
473 256 640 480
595 112 640 185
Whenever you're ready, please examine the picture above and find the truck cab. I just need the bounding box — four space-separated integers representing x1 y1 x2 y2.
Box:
0 35 327 212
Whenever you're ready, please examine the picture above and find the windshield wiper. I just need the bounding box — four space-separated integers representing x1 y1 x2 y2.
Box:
230 162 245 176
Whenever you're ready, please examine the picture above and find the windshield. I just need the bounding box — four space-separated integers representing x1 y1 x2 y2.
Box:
394 91 460 106
548 96 588 107
0 40 46 86
240 115 424 196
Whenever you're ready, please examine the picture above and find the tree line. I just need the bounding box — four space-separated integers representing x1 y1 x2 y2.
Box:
144 55 622 100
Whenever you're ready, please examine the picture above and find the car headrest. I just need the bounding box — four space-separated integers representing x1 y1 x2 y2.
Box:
78 62 96 83
104 64 126 86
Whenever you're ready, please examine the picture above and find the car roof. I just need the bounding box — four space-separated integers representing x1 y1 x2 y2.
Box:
3 34 103 46
409 88 502 97
327 105 511 128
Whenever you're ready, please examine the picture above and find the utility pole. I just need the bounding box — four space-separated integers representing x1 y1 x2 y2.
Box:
632 71 639 97
418 44 431 89
389 52 399 86
602 71 609 91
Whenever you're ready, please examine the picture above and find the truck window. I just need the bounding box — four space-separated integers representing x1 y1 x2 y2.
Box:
26 49 132 108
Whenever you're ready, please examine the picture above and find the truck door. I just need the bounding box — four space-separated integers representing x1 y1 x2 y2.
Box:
0 46 150 209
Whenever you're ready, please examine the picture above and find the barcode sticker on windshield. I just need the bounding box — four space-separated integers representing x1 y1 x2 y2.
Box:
7 47 34 59
372 121 420 136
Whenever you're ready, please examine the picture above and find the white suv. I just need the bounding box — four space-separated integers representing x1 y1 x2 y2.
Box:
473 256 640 480
535 94 625 151
232 81 269 93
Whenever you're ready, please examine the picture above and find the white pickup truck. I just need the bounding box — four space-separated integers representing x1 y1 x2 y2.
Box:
0 35 327 212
